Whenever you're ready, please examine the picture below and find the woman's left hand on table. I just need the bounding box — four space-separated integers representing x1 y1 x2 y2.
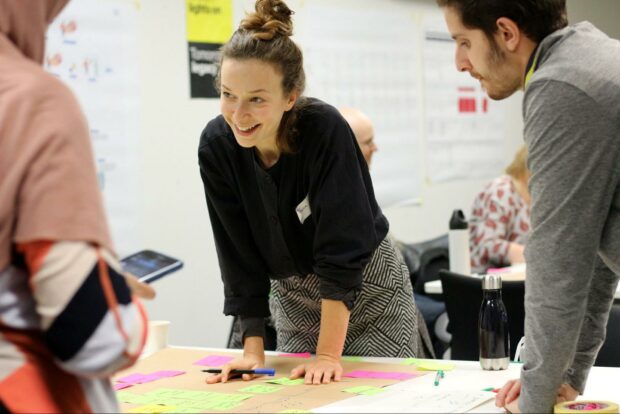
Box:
290 355 343 385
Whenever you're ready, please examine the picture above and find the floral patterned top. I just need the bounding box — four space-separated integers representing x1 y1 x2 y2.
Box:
469 175 531 273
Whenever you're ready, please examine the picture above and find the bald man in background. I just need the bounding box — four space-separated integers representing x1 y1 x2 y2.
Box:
339 106 444 357
339 107 378 167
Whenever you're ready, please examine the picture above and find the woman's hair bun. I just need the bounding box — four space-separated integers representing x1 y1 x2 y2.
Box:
240 0 294 40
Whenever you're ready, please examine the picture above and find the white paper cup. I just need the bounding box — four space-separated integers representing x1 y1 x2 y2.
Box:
142 320 170 356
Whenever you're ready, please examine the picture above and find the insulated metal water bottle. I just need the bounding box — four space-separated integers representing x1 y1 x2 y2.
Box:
449 209 471 275
479 274 510 370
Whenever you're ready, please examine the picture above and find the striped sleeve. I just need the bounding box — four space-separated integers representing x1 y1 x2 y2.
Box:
16 240 148 377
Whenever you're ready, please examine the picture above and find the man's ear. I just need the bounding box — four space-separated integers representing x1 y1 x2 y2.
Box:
495 17 521 52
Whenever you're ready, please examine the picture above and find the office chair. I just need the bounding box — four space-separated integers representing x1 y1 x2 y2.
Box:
396 235 450 356
594 305 620 367
439 270 525 361
396 234 450 296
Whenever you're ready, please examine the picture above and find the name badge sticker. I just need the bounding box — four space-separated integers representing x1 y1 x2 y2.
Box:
295 195 311 224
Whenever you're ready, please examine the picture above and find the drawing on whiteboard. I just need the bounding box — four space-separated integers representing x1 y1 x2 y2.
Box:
45 0 141 256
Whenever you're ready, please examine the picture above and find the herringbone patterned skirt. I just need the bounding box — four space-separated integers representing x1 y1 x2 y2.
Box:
270 237 433 358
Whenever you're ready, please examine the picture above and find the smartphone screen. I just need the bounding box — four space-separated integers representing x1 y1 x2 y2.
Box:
120 250 183 284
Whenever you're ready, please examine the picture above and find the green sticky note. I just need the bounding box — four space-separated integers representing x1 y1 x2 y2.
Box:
267 377 305 386
177 401 223 411
172 390 215 400
401 358 455 371
342 385 386 396
341 355 364 362
128 404 177 413
202 399 245 410
143 397 183 406
144 389 183 399
116 391 151 405
203 392 253 403
224 393 254 402
139 391 185 406
169 408 202 414
238 384 284 394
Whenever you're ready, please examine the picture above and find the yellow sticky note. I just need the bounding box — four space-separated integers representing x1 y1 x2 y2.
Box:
186 0 233 43
402 358 455 371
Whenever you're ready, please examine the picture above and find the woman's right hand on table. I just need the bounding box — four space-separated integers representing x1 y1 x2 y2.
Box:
205 343 265 384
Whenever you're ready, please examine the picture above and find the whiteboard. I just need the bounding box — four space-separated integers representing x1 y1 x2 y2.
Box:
46 0 141 256
234 0 425 207
295 1 423 207
421 13 508 183
233 0 509 206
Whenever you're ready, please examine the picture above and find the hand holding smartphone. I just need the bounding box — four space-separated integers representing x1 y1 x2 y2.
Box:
120 250 183 284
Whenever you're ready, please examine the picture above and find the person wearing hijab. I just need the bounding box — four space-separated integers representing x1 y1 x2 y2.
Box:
0 1 151 412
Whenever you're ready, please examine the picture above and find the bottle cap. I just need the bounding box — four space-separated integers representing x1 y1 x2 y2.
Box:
449 209 468 230
482 274 502 290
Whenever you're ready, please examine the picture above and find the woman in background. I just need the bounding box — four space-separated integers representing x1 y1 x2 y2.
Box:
199 0 432 386
469 146 531 273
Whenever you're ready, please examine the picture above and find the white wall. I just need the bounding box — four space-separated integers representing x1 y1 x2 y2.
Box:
567 0 620 37
138 0 223 347
136 0 620 348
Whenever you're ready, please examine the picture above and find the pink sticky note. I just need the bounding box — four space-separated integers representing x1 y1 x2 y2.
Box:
278 352 312 358
344 370 419 381
117 373 150 384
193 355 235 366
487 267 505 273
116 370 186 385
130 373 160 384
113 382 133 390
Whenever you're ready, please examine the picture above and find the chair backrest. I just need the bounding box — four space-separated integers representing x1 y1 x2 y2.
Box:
396 234 450 294
395 240 421 286
594 305 620 367
439 270 525 361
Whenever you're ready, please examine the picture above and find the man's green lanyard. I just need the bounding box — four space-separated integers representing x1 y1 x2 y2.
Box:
524 45 542 88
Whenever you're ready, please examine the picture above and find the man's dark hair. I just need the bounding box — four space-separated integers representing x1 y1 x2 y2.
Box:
436 0 568 43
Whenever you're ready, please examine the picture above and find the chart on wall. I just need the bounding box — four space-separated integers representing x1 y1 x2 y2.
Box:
421 12 508 183
295 1 423 207
45 0 141 256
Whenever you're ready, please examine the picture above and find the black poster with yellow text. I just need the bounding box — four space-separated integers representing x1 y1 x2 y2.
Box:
186 0 232 98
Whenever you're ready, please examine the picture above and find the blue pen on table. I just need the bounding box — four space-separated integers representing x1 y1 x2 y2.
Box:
433 370 445 386
202 368 276 376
